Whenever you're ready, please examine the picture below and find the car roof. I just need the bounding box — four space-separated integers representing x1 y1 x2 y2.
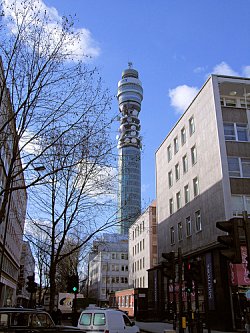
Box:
0 308 47 313
81 309 121 314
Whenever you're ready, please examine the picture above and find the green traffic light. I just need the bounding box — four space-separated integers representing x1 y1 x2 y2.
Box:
73 287 77 292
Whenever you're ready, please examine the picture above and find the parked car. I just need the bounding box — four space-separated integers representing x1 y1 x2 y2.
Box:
0 307 82 333
77 308 140 333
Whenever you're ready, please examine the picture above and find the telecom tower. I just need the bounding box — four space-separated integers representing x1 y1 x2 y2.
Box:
117 64 143 235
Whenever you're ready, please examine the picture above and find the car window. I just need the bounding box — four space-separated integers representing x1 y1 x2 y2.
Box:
79 313 92 325
123 315 132 327
11 313 29 326
36 313 54 327
0 314 8 327
93 313 105 325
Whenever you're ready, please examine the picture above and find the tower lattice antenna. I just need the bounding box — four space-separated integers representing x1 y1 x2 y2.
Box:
128 62 133 69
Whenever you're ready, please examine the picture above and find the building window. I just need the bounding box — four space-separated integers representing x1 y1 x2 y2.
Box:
184 184 189 204
242 158 250 177
195 210 202 232
240 99 250 108
191 145 197 165
231 195 250 216
178 222 183 241
189 116 195 136
225 98 236 107
175 163 180 181
176 192 181 210
224 123 248 142
193 177 199 197
170 227 175 245
169 198 174 215
228 157 250 178
228 157 240 177
182 154 188 173
168 170 173 188
174 136 179 154
186 216 191 237
167 145 172 162
181 127 186 145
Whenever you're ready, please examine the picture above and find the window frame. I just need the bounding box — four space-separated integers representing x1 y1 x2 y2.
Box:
174 136 179 154
186 216 192 237
224 122 249 142
176 191 181 210
168 170 173 188
170 226 175 245
189 116 195 136
175 163 180 181
191 145 197 165
178 222 183 241
193 177 199 197
228 157 250 178
182 154 188 173
167 145 172 162
181 127 186 145
195 210 202 232
184 184 189 204
169 198 174 215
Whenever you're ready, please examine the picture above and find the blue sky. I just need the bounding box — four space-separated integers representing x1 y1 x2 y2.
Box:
17 0 250 207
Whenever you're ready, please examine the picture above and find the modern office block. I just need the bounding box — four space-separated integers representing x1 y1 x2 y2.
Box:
155 74 250 330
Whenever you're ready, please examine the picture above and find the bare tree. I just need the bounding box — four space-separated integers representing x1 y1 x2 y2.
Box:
25 109 119 310
0 0 115 226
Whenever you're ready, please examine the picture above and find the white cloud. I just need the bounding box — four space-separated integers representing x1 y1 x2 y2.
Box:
19 130 41 155
211 62 239 76
169 85 199 114
193 66 206 74
2 0 100 61
242 66 250 78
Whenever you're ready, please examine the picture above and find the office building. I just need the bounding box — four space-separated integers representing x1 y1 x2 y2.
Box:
155 74 250 330
0 58 27 306
117 64 143 234
128 200 157 288
88 234 129 305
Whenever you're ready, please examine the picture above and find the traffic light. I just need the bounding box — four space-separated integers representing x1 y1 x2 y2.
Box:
67 274 79 293
216 218 241 264
26 274 37 293
184 261 193 293
190 260 202 283
162 252 175 279
72 274 79 293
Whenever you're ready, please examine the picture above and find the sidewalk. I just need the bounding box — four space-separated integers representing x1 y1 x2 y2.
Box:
135 321 238 333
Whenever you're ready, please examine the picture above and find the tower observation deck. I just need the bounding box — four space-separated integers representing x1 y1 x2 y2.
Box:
117 65 143 235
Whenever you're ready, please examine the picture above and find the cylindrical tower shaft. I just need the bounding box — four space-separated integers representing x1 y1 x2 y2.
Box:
117 65 143 235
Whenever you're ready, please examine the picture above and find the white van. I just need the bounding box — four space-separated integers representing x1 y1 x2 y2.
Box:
77 308 140 333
